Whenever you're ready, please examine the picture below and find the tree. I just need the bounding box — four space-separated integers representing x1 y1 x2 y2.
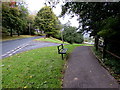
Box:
2 2 20 36
63 25 83 44
26 15 36 35
2 2 30 36
60 2 120 50
61 2 120 34
34 6 61 37
18 3 29 35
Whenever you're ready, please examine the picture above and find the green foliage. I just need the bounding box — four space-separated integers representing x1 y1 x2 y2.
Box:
98 16 120 58
2 27 9 36
2 3 22 36
104 57 120 74
98 17 119 38
2 2 33 36
61 2 120 37
18 4 32 35
63 25 83 44
22 15 36 35
35 37 69 44
34 6 62 37
47 2 120 40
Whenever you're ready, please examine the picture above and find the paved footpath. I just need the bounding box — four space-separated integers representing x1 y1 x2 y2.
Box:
63 46 119 88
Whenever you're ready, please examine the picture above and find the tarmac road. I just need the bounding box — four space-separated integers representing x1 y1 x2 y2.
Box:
1 36 60 58
1 36 43 55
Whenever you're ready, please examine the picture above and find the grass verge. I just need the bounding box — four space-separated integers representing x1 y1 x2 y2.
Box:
35 37 69 44
1 44 80 88
35 37 94 47
2 35 35 41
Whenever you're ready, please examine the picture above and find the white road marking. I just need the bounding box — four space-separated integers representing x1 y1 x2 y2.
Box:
1 42 30 58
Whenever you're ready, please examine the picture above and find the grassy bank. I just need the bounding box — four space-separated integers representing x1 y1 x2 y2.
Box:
2 35 35 41
35 37 94 47
2 44 80 88
35 37 69 44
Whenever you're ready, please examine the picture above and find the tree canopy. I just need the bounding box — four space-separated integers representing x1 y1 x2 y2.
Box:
2 2 34 36
34 6 62 37
61 2 120 38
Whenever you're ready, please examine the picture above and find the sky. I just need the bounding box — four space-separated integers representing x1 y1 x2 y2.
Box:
25 0 80 28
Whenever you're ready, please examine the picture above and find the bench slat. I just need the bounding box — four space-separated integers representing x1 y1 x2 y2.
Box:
59 48 67 54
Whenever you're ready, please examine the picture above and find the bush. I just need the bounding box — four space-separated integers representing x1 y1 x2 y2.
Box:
62 25 83 44
52 33 61 39
104 54 120 74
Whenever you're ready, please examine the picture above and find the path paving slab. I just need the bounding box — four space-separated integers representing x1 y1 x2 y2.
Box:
63 46 119 88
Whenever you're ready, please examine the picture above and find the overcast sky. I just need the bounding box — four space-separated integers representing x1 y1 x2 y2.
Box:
25 0 80 28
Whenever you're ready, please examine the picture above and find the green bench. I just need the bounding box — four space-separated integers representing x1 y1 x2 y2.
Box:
57 44 68 60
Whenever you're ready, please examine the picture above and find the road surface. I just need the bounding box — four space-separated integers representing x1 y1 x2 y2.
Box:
1 36 43 55
1 36 60 58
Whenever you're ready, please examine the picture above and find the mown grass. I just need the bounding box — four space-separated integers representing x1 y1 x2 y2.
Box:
73 43 93 46
2 35 35 41
2 44 80 88
35 37 69 44
35 37 94 47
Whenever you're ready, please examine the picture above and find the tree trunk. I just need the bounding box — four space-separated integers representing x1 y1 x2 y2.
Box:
10 28 13 37
17 30 20 36
95 35 99 51
39 26 42 34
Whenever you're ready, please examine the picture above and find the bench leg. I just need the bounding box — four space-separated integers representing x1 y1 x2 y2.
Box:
61 54 64 60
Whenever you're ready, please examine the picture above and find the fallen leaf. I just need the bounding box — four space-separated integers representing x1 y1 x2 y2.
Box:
24 86 27 88
30 76 33 78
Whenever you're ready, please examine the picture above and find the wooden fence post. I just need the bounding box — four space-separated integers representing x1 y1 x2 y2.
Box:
103 38 107 59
